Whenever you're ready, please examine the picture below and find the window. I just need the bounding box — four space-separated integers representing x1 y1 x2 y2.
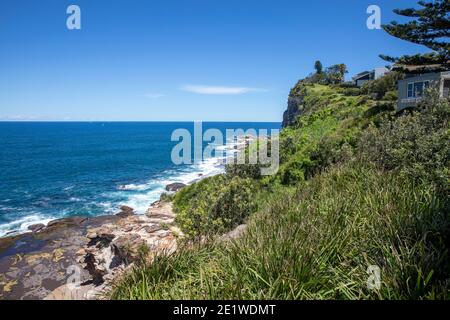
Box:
407 83 414 98
407 80 431 98
414 82 424 97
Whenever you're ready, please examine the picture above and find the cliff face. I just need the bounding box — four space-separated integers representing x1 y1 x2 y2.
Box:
282 94 304 128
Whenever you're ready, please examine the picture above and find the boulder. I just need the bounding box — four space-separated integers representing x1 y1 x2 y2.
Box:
221 224 247 241
142 225 162 234
165 183 186 192
111 234 147 264
116 205 134 218
28 223 45 233
46 217 88 229
86 228 115 249
83 252 107 285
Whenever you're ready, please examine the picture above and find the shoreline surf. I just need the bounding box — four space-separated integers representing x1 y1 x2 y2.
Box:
0 132 256 238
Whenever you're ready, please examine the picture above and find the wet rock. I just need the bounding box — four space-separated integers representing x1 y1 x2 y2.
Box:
28 224 45 233
165 183 186 192
46 217 88 229
116 205 134 218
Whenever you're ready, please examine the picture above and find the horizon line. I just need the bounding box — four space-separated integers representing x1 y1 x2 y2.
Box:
0 120 282 123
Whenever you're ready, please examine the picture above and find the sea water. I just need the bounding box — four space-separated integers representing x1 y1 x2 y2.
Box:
0 122 280 237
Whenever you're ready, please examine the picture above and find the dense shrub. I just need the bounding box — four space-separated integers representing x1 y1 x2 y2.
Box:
359 94 450 195
360 72 403 100
174 176 256 239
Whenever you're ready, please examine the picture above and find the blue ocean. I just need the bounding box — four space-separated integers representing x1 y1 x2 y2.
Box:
0 122 280 237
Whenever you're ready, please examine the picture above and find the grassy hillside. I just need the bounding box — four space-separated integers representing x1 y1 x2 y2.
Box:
110 79 450 300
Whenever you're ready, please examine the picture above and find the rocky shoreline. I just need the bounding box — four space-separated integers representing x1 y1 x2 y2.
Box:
0 135 254 300
0 200 180 300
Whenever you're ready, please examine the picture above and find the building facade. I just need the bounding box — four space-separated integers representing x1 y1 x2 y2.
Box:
397 71 450 111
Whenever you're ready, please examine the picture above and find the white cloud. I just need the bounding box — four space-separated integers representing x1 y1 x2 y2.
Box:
181 85 264 95
144 93 165 99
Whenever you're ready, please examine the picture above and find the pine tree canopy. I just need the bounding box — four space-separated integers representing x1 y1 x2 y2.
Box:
381 0 449 69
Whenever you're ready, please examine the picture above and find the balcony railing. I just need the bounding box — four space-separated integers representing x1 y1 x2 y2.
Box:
401 97 423 104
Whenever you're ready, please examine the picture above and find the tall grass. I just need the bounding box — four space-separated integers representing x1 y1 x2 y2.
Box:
110 163 449 300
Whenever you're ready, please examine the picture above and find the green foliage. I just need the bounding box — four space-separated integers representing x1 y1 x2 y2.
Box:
360 72 403 100
302 63 348 86
382 0 450 67
159 192 174 202
173 175 256 239
314 60 323 74
359 94 450 195
111 164 450 300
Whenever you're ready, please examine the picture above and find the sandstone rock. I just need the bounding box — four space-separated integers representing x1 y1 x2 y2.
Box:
123 226 133 232
76 248 86 256
111 234 147 264
82 252 106 285
86 230 115 249
165 183 186 192
86 230 97 239
28 223 45 233
221 224 247 241
116 205 134 218
143 225 162 234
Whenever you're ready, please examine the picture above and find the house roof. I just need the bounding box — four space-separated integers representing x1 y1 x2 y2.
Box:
352 71 371 81
394 62 450 74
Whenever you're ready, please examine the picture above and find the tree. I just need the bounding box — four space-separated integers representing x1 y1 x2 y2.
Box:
314 60 323 74
326 64 348 84
381 0 450 68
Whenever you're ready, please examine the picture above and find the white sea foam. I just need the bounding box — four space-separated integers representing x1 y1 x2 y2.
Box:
117 183 151 191
114 148 228 214
0 214 56 238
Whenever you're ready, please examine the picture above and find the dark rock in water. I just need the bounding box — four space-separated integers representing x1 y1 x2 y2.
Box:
46 217 88 229
165 183 186 192
116 205 134 217
28 223 45 233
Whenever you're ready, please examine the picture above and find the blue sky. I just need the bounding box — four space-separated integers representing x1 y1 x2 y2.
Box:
0 0 430 122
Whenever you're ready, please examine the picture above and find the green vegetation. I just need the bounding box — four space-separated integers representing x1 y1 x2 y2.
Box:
173 175 257 240
381 0 449 69
110 76 450 300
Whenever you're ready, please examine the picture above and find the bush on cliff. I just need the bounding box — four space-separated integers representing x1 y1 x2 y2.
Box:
359 92 450 196
361 71 403 100
173 175 257 240
110 163 449 299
